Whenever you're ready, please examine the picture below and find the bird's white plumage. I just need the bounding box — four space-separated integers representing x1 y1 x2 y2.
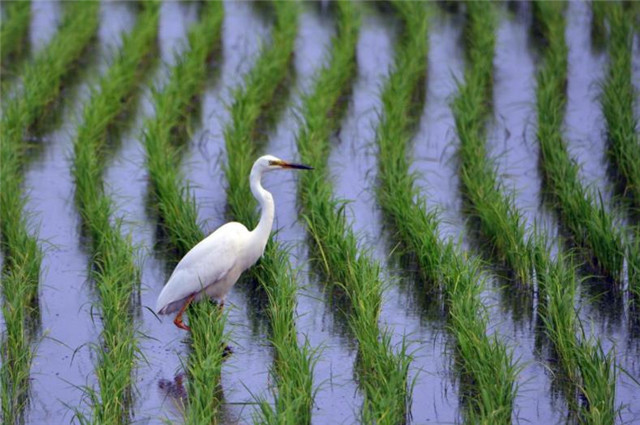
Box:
155 155 311 323
156 222 250 314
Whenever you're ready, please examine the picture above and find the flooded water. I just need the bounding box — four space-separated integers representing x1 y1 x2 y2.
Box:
564 1 611 205
4 2 639 424
29 1 60 54
24 5 133 423
411 9 466 246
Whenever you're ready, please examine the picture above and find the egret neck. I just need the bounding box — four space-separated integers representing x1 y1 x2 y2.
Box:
248 163 275 261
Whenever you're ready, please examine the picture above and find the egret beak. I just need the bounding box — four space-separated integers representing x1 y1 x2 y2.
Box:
280 161 313 170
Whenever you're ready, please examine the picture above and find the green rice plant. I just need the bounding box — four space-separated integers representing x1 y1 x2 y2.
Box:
375 1 442 287
144 1 223 256
453 2 534 286
1 0 98 302
293 2 412 423
0 267 34 425
534 241 619 423
253 250 315 425
532 1 624 282
575 337 617 424
532 4 619 419
598 2 640 293
141 3 226 424
219 3 318 423
70 4 159 424
444 251 518 425
374 2 518 422
590 1 607 50
0 0 30 80
0 3 99 423
224 0 298 229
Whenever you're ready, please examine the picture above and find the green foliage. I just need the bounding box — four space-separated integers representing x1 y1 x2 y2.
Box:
533 1 624 281
375 2 518 422
221 2 317 423
71 4 159 424
0 0 30 77
0 3 99 423
295 2 412 423
144 1 224 255
532 2 618 421
141 3 226 424
598 2 640 292
453 2 534 285
224 0 299 228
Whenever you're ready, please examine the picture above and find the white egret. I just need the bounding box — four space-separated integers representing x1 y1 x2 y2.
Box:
156 155 312 331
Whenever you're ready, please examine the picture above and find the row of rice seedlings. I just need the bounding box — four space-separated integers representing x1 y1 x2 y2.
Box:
533 242 618 423
532 1 624 282
589 1 607 50
532 3 617 422
141 3 226 424
0 3 99 423
70 4 159 424
0 0 30 80
452 3 616 419
375 3 518 422
219 3 316 423
596 2 640 290
294 2 411 423
453 2 533 286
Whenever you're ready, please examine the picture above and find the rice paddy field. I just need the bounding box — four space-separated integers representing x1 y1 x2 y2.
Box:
1 1 640 424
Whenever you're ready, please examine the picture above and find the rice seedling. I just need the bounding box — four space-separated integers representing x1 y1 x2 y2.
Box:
375 2 518 422
224 0 298 229
532 241 619 423
453 2 534 286
141 3 226 424
144 1 223 256
532 1 624 282
219 3 317 422
0 267 34 425
531 3 618 421
589 1 607 50
0 0 30 80
0 3 98 423
69 4 159 424
294 2 412 423
597 2 640 292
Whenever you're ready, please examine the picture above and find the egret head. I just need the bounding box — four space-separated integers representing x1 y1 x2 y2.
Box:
254 155 313 173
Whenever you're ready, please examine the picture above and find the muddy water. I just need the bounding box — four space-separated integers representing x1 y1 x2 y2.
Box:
23 5 136 423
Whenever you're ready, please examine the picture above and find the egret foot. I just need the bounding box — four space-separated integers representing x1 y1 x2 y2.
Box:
222 344 234 358
173 294 196 331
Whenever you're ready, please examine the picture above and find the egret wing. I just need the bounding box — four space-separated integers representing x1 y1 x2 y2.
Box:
155 223 247 313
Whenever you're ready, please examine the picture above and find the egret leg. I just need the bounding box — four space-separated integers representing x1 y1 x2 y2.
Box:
218 299 234 357
173 294 195 331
